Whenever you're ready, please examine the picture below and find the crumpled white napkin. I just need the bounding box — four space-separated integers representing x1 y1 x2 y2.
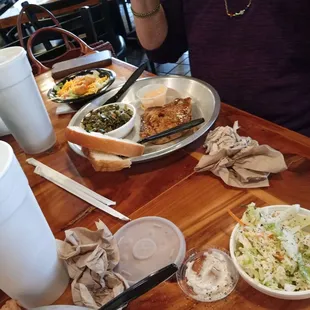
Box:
195 121 287 188
55 77 127 115
57 220 127 309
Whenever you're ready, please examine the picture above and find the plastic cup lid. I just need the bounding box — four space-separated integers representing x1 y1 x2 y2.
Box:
114 216 186 285
0 47 30 90
0 47 26 69
176 247 239 302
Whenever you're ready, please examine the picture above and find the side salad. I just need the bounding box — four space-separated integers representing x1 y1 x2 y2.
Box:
55 71 109 100
234 203 310 291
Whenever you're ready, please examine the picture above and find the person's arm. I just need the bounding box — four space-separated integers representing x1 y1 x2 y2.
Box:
131 0 188 63
130 0 168 50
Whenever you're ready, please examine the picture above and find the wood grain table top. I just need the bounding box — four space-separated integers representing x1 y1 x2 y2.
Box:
0 0 100 29
1 58 310 309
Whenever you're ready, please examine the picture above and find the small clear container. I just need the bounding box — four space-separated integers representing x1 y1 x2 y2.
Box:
177 247 239 302
136 84 168 108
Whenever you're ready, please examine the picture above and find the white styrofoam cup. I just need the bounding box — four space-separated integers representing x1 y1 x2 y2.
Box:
0 47 56 154
0 141 69 308
0 117 10 136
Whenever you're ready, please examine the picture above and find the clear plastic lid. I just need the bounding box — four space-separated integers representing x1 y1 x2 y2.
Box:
177 247 239 302
114 216 186 286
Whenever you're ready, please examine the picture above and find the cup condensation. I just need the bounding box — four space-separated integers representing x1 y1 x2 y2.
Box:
0 141 69 308
0 47 56 154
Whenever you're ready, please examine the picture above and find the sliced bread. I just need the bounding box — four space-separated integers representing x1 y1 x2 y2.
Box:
65 126 145 157
86 149 132 172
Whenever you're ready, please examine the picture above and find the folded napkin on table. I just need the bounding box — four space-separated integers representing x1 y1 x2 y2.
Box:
55 76 127 115
57 220 127 309
195 121 287 188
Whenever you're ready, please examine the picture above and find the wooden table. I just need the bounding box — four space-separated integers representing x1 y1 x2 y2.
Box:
0 0 100 29
1 58 310 309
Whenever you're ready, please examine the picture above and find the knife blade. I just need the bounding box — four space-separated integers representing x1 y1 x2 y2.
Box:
102 62 148 106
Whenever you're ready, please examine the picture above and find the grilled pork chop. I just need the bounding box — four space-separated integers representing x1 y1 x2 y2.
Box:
140 97 192 144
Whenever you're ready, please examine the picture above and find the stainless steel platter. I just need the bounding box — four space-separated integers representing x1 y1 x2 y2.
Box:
32 307 88 310
68 76 220 163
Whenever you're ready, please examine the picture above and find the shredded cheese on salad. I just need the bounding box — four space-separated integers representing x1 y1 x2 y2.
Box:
55 71 108 99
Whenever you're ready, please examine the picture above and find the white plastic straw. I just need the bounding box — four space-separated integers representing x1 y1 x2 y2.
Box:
27 158 130 222
27 158 116 206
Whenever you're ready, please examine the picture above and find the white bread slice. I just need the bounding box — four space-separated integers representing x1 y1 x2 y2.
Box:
65 126 145 157
86 150 132 172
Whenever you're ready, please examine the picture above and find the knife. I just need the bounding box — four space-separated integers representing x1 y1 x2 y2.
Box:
102 62 148 106
138 118 205 144
99 264 178 310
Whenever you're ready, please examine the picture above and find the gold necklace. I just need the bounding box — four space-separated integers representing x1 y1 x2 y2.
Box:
224 0 252 17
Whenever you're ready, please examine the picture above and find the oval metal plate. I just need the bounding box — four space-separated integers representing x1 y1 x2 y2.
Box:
68 76 220 163
31 306 88 310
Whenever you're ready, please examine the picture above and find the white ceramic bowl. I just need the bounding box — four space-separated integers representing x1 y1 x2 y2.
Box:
80 102 136 139
230 205 310 300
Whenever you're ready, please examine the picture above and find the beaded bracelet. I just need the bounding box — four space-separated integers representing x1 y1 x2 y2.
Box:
131 2 161 19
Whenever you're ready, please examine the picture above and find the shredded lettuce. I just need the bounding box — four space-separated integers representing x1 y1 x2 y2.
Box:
242 202 261 226
235 203 310 291
54 82 63 92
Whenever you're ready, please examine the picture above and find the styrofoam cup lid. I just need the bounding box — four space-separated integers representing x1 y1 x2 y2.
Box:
0 47 31 90
114 216 186 285
0 47 25 66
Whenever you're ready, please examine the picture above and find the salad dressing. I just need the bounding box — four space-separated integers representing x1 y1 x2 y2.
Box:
185 249 237 302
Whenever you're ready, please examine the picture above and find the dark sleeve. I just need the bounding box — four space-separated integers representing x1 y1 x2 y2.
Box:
146 0 188 63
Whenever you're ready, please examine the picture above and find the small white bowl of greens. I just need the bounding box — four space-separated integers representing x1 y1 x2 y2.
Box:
80 102 136 139
230 203 310 300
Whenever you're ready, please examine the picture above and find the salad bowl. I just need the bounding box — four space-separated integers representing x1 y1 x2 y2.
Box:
230 205 310 300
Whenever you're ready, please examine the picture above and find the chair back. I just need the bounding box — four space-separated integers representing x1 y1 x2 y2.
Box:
29 0 86 11
106 0 127 38
0 0 17 15
81 0 126 58
18 3 71 51
27 26 95 75
1 1 116 75
18 2 97 48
